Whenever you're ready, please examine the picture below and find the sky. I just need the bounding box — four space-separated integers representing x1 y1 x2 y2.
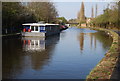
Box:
54 2 110 20
51 0 117 20
1 0 116 20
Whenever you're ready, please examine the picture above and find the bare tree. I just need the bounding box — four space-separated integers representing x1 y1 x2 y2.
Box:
27 2 58 23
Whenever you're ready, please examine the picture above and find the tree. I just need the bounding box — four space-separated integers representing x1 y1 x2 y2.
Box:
68 19 77 23
2 2 23 33
2 2 36 34
27 2 58 23
95 4 98 17
118 1 120 28
57 17 67 24
77 2 86 24
2 1 58 34
91 2 120 29
91 6 94 18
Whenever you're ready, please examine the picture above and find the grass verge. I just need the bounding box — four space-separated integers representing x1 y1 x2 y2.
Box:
78 27 119 80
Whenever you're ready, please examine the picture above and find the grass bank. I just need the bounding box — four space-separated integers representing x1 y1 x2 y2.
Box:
78 27 119 80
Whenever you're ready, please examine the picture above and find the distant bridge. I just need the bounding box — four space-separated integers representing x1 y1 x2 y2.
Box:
66 23 79 27
68 23 79 25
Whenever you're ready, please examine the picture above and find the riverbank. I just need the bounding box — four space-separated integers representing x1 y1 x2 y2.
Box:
78 27 119 80
1 33 21 38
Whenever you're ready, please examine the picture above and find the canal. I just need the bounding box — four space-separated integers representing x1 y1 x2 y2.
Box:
2 27 113 79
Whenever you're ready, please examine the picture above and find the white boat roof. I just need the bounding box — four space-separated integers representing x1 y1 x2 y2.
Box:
22 23 59 26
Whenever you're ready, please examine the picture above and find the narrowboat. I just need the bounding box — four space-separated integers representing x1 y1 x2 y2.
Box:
21 23 60 37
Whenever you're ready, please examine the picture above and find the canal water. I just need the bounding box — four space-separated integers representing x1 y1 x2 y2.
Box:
2 28 113 79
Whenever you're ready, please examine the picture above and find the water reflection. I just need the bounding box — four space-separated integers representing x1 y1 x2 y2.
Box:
78 30 112 54
22 37 45 51
28 35 60 70
2 34 60 79
2 28 113 79
79 33 84 52
93 31 112 50
2 38 23 79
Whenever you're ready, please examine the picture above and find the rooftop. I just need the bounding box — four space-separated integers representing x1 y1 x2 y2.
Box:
22 23 59 26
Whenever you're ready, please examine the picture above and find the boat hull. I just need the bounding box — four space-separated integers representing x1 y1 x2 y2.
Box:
22 32 45 37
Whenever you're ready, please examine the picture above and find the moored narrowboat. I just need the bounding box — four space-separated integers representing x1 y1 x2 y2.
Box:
21 23 60 37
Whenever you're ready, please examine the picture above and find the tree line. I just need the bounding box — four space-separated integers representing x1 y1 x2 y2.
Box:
2 2 58 34
91 2 120 29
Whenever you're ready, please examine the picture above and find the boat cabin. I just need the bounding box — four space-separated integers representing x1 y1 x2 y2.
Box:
22 23 60 37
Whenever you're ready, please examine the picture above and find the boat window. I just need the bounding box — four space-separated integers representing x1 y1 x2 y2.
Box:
35 26 38 31
40 26 45 30
50 26 52 30
31 40 34 45
35 40 38 45
31 26 34 31
40 26 45 32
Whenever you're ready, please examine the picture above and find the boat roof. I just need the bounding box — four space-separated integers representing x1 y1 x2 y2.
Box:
22 23 59 26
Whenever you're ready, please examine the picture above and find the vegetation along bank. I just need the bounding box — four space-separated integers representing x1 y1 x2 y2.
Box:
82 27 120 80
